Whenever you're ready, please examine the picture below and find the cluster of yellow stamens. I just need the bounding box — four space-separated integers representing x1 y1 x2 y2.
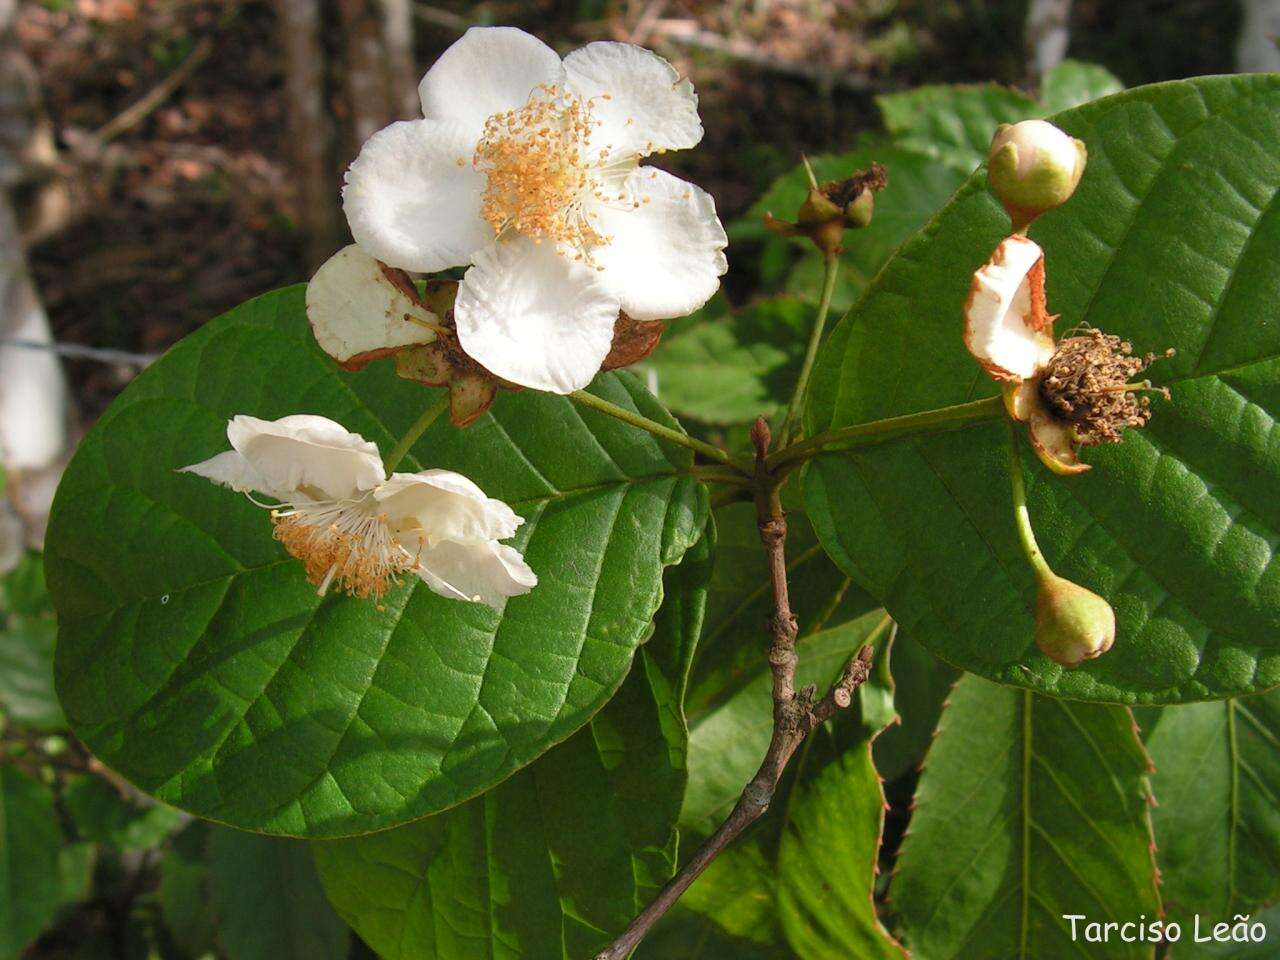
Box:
473 84 633 259
271 498 417 603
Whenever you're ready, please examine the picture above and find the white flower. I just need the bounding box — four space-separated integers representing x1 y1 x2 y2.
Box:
341 26 729 394
179 414 536 606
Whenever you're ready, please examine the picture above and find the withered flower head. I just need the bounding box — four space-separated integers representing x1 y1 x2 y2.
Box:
965 235 1172 474
764 161 887 255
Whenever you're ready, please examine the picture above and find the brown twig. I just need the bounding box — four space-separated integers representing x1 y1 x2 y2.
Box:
592 416 874 960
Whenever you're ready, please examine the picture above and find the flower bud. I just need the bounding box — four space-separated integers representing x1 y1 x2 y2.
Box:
987 120 1087 228
1034 570 1115 667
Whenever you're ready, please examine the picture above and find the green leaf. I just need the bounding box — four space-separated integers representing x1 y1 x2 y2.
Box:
875 84 1039 170
1143 689 1280 924
870 631 958 784
685 502 875 725
63 776 186 850
45 284 708 836
774 690 905 959
890 674 1159 959
159 822 217 960
0 552 63 731
677 612 903 958
0 766 62 958
805 74 1280 702
1039 60 1125 113
311 528 708 960
644 298 810 425
208 828 349 960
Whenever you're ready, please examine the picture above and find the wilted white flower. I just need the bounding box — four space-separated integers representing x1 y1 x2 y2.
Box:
341 26 728 394
179 415 536 606
965 235 1169 475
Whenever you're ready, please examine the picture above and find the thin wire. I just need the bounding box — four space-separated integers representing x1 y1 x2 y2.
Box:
0 338 159 367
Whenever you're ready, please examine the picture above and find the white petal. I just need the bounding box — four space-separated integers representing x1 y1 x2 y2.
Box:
963 235 1056 381
563 41 702 160
415 538 537 608
342 119 490 273
227 415 385 500
418 26 562 140
177 450 280 497
588 168 727 321
306 245 438 367
455 238 619 394
377 469 522 544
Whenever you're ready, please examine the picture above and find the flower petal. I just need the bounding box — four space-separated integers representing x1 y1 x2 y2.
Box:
563 41 702 160
454 238 620 394
177 450 279 498
588 168 727 321
418 26 562 140
226 415 386 500
963 234 1056 381
306 245 439 368
378 469 521 545
343 119 489 273
414 538 537 607
1028 413 1090 475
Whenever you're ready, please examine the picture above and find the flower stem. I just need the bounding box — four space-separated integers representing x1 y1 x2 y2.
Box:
569 390 744 470
768 395 1005 471
385 393 449 472
1007 425 1051 578
779 250 840 446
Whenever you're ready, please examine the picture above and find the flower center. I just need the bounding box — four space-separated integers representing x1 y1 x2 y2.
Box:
1038 326 1174 445
474 84 623 254
271 495 417 603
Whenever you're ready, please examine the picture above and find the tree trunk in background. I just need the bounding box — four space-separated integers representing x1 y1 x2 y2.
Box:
1238 0 1280 72
275 0 343 269
0 0 73 546
276 0 418 269
1024 0 1071 80
336 0 418 161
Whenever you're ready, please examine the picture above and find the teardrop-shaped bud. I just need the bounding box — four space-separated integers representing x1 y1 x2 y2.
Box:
1034 570 1116 667
987 120 1087 228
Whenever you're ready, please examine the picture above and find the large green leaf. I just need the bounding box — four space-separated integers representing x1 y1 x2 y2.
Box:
0 552 63 731
1144 689 1280 925
805 75 1280 702
675 611 902 958
44 285 707 837
0 767 61 959
208 828 349 960
311 529 708 960
890 674 1159 959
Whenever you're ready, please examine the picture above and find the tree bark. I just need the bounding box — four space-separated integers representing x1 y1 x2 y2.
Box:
0 0 74 545
275 0 343 269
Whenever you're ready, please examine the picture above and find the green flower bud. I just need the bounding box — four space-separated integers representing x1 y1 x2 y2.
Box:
987 120 1087 228
1034 570 1115 667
